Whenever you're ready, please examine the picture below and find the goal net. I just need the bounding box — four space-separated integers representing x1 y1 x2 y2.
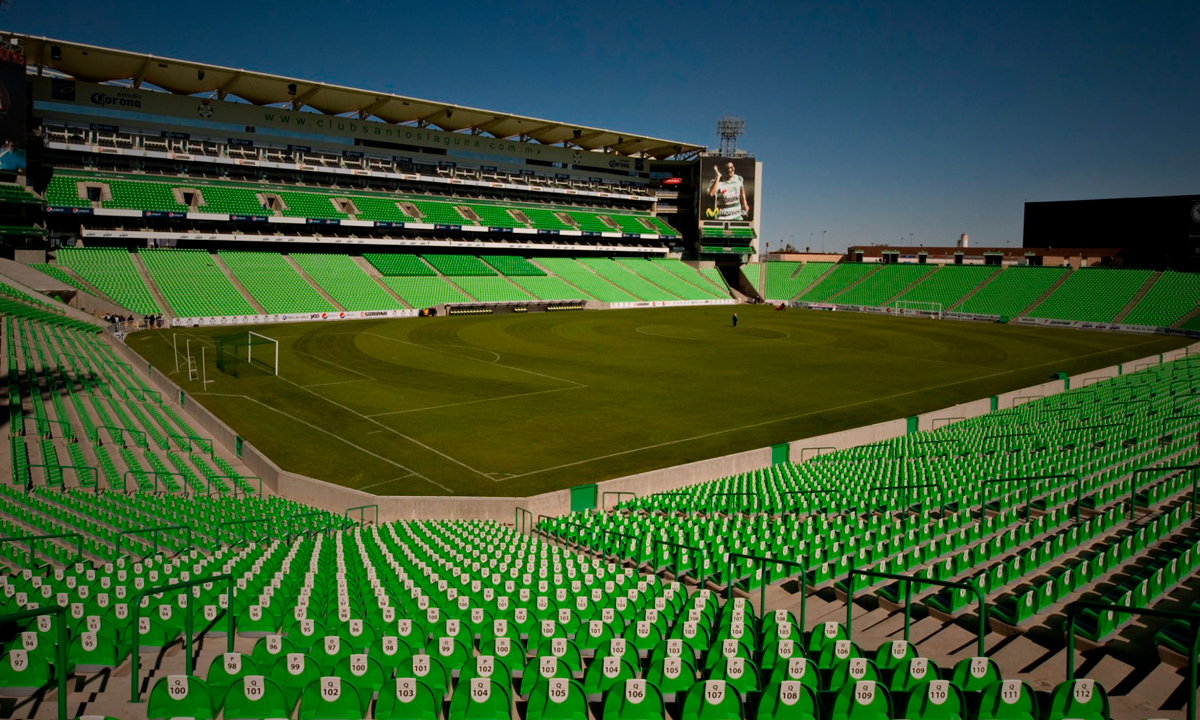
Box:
894 300 944 319
214 331 279 377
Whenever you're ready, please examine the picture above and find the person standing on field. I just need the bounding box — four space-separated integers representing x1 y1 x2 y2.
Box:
733 312 738 327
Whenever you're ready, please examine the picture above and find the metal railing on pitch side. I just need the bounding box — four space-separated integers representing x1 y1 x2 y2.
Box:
115 524 193 561
846 568 988 657
1065 600 1200 720
778 489 839 516
725 551 811 632
982 473 1083 525
346 504 379 526
129 573 234 703
0 532 85 567
1129 464 1200 521
601 492 637 512
0 605 67 720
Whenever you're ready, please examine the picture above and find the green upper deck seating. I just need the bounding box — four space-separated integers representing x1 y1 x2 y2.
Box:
423 255 496 276
105 180 187 213
1027 268 1152 323
468 204 525 229
482 256 545 276
197 185 267 215
44 176 91 207
291 254 403 311
645 216 680 237
535 258 636 302
577 258 679 302
352 197 416 223
139 249 255 317
798 263 876 302
277 191 348 220
955 266 1068 317
55 248 160 315
364 254 435 276
888 265 996 309
567 212 612 233
218 251 335 314
834 264 931 307
522 208 574 231
607 214 653 235
1113 271 1200 327
412 200 466 225
0 183 42 205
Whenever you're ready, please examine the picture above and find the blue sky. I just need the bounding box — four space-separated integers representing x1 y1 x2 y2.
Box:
11 0 1199 252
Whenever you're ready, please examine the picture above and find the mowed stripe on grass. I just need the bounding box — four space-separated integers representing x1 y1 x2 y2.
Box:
128 306 1192 496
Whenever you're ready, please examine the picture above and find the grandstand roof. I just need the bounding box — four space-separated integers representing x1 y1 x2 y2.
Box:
6 32 704 160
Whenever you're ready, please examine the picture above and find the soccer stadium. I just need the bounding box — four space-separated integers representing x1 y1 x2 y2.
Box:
0 23 1198 720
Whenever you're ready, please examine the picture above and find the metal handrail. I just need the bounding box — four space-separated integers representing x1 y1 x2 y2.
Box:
0 605 67 720
1129 464 1200 521
847 568 988 656
1065 600 1200 720
600 491 637 512
660 539 708 588
0 532 85 567
726 551 810 630
984 474 1082 525
514 507 532 535
115 524 192 560
129 573 234 702
345 504 379 526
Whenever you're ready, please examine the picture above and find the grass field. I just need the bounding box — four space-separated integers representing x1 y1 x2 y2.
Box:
127 306 1192 497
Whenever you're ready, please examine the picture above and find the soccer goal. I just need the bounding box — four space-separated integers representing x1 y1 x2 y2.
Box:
213 331 279 377
247 331 279 376
894 300 944 319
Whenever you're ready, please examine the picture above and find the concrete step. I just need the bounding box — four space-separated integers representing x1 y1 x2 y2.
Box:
1113 271 1162 323
128 253 175 319
352 256 411 308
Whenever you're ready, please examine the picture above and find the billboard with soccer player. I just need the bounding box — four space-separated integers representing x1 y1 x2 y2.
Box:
700 156 756 223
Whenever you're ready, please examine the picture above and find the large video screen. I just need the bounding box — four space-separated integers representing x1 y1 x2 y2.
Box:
0 45 26 172
700 156 756 223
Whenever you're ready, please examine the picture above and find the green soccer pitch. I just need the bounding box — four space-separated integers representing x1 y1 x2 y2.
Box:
126 306 1193 497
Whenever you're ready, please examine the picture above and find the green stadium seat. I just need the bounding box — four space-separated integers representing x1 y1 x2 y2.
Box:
976 680 1038 720
582 655 637 701
334 654 387 712
147 675 216 720
270 652 322 708
753 680 819 720
375 678 440 720
525 677 588 720
680 680 743 720
949 657 1000 693
601 679 665 720
900 679 967 720
448 677 512 720
206 652 261 702
0 649 51 696
220 676 293 720
829 680 891 720
1045 679 1110 720
297 676 364 720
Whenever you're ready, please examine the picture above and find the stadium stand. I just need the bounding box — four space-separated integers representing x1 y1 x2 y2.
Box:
381 276 469 308
481 256 545 276
1120 270 1200 327
509 274 591 301
1027 268 1154 323
652 258 729 298
218 251 336 314
139 249 256 318
29 263 109 301
797 263 877 302
42 171 680 236
290 254 405 312
54 247 161 315
887 265 997 309
364 253 436 277
452 276 535 303
534 258 637 303
832 264 932 306
764 262 834 301
616 258 721 300
954 266 1068 317
577 258 680 302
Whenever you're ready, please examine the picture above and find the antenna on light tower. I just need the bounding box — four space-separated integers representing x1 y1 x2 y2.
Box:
717 117 745 155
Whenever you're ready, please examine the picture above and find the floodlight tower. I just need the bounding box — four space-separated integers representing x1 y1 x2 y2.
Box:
717 117 745 155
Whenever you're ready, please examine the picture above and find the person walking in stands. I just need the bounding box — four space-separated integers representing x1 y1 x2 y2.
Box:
732 312 738 328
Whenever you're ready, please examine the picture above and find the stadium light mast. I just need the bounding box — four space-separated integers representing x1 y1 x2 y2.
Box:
717 117 745 155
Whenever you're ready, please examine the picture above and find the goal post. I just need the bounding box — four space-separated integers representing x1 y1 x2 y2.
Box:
894 300 944 319
247 331 279 376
